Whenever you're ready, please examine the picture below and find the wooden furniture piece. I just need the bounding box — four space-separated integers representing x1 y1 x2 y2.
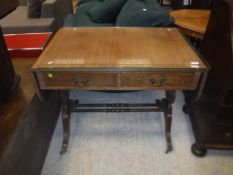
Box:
0 26 20 103
31 27 208 154
0 0 18 18
184 0 233 157
0 58 60 175
191 0 212 9
0 0 20 103
0 59 35 157
4 32 51 58
170 0 185 9
170 9 211 39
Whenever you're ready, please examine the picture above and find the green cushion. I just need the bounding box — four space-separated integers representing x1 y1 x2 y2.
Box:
77 1 99 14
116 0 173 27
87 0 127 23
64 13 114 27
65 1 115 27
144 0 162 9
64 14 74 26
78 0 103 5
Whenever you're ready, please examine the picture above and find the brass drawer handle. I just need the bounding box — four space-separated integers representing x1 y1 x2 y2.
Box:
160 77 166 85
72 78 90 86
72 78 80 85
82 79 90 86
149 77 166 86
149 78 156 85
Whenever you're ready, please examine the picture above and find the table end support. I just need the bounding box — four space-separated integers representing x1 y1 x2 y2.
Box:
60 90 71 154
163 91 176 153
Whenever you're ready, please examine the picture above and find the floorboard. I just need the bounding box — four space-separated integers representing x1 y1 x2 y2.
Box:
0 58 36 156
0 58 61 175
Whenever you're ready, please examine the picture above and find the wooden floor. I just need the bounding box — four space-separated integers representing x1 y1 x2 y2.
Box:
0 57 60 175
0 58 36 157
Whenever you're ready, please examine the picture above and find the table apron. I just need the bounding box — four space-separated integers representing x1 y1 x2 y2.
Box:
34 71 202 91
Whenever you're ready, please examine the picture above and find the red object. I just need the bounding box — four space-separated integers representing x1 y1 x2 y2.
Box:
4 32 52 58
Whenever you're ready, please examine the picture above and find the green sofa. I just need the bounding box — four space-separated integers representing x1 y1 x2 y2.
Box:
64 0 174 27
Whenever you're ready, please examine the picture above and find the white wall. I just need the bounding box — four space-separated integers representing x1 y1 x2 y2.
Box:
183 0 191 5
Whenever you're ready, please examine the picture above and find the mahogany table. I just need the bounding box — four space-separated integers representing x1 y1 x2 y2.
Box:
31 27 208 154
170 9 211 39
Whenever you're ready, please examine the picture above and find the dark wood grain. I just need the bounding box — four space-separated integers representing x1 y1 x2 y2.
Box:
39 71 118 89
121 72 200 90
191 0 212 9
0 58 35 156
0 93 60 175
35 71 201 90
0 58 61 174
0 0 18 18
0 26 18 103
184 0 233 156
171 0 212 9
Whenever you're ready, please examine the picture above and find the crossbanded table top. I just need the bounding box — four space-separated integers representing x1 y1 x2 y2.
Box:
32 27 207 71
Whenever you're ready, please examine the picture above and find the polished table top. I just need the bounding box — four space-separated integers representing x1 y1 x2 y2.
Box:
170 9 211 39
32 27 206 71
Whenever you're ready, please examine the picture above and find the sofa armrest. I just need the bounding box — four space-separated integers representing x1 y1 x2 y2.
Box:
41 0 56 18
41 0 73 30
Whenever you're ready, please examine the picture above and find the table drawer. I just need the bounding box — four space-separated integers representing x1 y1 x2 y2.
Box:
38 72 117 89
121 72 200 90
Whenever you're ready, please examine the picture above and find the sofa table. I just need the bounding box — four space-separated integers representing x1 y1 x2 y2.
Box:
31 27 208 154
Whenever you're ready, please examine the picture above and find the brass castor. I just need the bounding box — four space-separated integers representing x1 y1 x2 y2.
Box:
183 105 189 114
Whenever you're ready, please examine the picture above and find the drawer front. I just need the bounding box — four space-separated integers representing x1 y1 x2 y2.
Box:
216 106 233 125
209 125 233 144
38 72 117 89
121 72 200 90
